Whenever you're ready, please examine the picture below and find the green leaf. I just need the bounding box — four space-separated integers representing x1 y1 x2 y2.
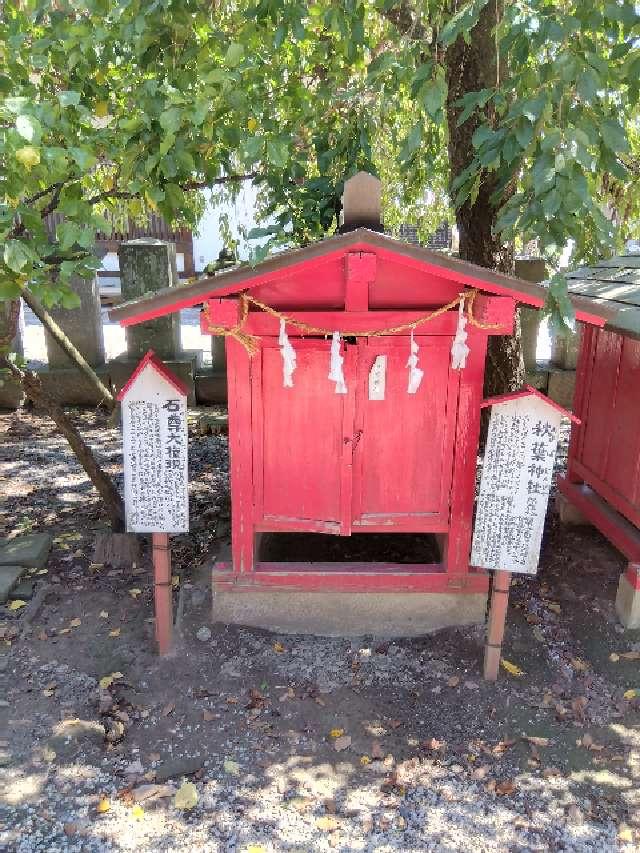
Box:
423 78 445 120
514 121 534 149
58 91 81 107
225 42 244 67
69 147 96 170
4 240 31 273
15 146 40 169
15 114 41 143
576 68 599 103
600 118 629 153
266 140 288 168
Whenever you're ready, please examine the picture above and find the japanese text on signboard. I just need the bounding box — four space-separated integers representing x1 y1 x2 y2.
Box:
470 395 562 575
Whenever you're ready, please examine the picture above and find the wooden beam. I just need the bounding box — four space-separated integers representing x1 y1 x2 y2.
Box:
152 533 173 655
484 570 511 681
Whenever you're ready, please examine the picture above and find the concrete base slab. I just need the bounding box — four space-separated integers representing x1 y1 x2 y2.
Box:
10 578 35 600
0 566 26 603
212 590 488 637
0 533 52 568
615 574 640 629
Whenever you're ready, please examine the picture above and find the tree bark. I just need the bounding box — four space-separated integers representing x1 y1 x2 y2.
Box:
2 356 125 531
19 284 116 410
444 0 525 396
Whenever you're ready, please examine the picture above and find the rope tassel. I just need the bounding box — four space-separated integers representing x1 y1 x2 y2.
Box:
278 318 297 388
328 331 347 394
451 299 470 370
406 330 424 394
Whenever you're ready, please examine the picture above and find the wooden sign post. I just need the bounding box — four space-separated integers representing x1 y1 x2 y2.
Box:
117 350 189 655
471 387 579 680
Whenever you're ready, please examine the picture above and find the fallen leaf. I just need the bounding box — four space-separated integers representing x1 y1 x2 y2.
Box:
316 816 339 832
99 672 123 690
69 618 81 628
58 627 71 635
96 797 111 814
99 611 109 619
171 575 180 589
173 781 198 810
245 846 266 853
272 641 285 653
500 659 524 677
161 702 175 717
132 784 175 802
223 759 240 776
360 755 371 765
371 740 384 759
130 804 144 820
619 651 640 661
546 602 561 614
525 736 551 748
7 600 27 611
570 657 589 672
623 688 637 700
329 728 345 739
618 825 634 843
495 779 517 796
109 628 121 638
389 719 402 729
128 588 142 599
447 676 460 687
203 710 215 722
334 735 352 752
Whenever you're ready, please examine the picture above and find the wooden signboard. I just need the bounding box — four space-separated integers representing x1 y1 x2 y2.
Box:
119 351 189 534
471 393 562 575
117 351 190 656
472 387 579 680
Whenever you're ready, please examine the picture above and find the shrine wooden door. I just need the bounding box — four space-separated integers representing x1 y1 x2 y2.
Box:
252 336 458 536
253 339 356 534
351 337 458 532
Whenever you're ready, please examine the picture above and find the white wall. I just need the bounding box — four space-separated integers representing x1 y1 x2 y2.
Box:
192 183 265 270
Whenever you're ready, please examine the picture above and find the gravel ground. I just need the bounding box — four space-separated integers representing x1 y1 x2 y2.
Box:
1 409 639 852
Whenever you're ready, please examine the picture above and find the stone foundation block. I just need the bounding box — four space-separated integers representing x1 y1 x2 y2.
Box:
0 372 25 410
0 533 52 569
0 566 26 603
547 367 576 410
555 492 590 526
212 589 488 637
35 365 113 407
195 369 227 404
615 572 640 629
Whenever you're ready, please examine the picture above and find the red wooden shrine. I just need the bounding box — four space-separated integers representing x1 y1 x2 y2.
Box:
111 218 607 618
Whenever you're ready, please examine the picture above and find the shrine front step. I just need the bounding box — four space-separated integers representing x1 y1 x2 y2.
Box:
211 588 488 637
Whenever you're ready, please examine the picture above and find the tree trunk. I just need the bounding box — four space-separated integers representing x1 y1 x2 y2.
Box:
19 284 116 410
444 0 525 396
3 356 125 531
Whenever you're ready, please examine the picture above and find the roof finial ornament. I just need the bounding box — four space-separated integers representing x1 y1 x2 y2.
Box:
340 172 383 233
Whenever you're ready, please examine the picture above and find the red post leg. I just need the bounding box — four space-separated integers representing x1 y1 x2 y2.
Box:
484 570 511 681
227 336 256 573
446 331 488 575
152 533 173 655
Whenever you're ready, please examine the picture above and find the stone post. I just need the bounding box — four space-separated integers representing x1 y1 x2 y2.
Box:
118 239 181 361
0 300 24 409
515 259 547 372
45 274 105 368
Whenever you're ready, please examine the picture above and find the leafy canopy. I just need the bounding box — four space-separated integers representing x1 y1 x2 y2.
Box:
1 0 639 324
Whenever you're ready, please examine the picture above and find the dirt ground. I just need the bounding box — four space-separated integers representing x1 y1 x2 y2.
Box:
1 409 639 852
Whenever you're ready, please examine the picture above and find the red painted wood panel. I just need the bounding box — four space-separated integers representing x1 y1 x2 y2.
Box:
257 340 351 527
604 337 640 507
580 330 623 481
370 259 462 308
351 337 456 527
252 256 345 309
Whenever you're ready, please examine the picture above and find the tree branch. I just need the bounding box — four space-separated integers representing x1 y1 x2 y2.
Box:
85 171 261 206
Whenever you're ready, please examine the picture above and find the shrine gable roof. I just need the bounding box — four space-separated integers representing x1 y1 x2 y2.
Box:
109 228 611 329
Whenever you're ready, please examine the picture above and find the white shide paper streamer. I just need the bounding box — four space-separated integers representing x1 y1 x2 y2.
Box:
406 330 424 394
451 299 470 370
328 331 347 394
278 318 297 387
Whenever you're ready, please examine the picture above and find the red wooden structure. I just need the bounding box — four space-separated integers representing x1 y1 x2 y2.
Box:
557 255 640 623
111 220 606 621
